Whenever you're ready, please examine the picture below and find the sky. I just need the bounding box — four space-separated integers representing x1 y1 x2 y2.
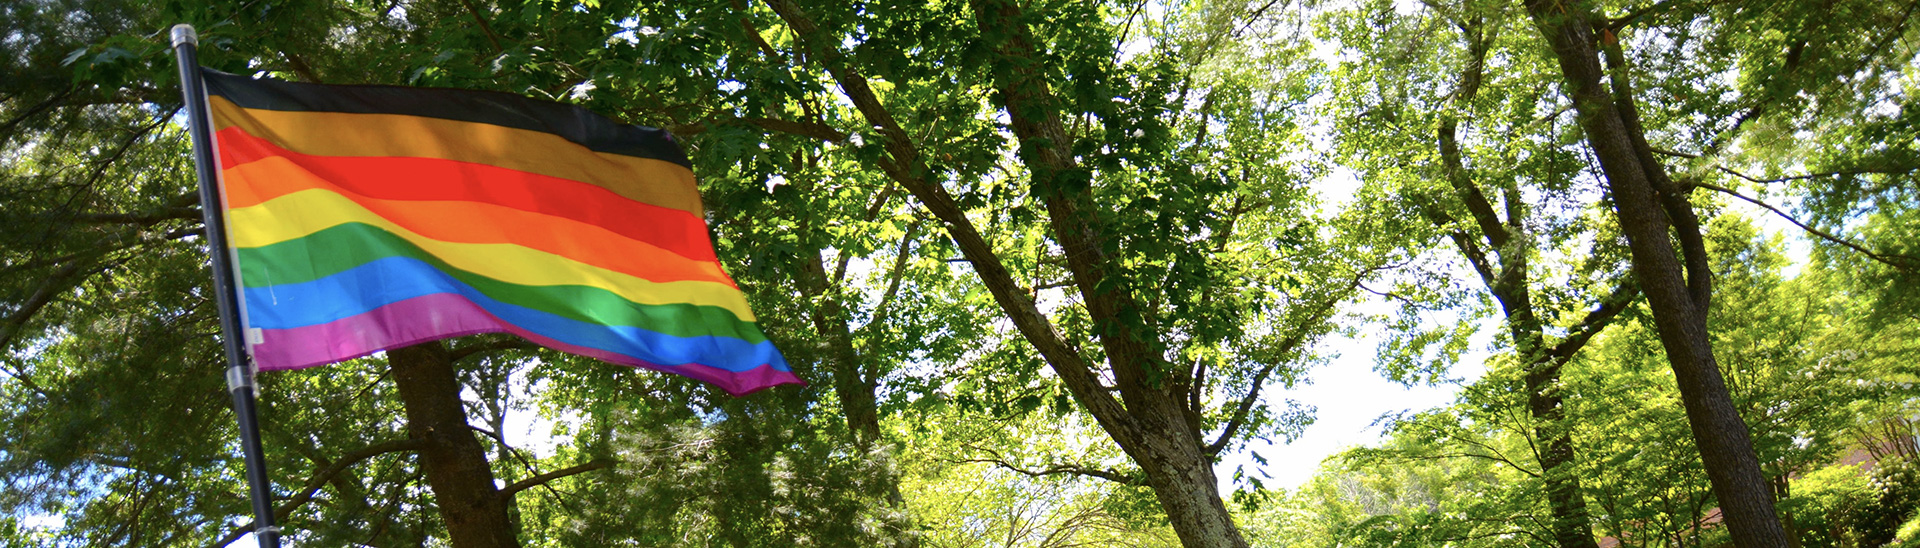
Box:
1232 324 1493 491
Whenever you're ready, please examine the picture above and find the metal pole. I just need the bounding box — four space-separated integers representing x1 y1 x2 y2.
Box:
171 24 283 548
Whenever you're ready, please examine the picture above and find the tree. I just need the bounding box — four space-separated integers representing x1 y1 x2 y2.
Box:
756 1 1386 545
1259 217 1920 547
1517 0 1919 543
1321 0 1643 544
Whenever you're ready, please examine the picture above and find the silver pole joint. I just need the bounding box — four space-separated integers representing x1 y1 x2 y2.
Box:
171 24 198 48
226 365 253 392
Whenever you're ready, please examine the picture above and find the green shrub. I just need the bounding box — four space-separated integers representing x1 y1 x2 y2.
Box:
1855 459 1920 547
1789 463 1874 547
1892 509 1920 547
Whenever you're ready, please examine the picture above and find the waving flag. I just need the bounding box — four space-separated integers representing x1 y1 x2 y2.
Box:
202 69 797 395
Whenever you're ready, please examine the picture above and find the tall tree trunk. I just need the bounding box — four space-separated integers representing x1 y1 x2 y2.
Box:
1441 203 1609 548
1426 14 1608 545
1520 2 1789 545
1438 200 1607 548
798 246 907 503
388 341 521 548
793 226 884 449
780 148 907 453
1526 356 1602 548
805 255 884 448
1128 399 1249 548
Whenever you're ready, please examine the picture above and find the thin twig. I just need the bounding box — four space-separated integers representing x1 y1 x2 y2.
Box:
458 0 505 53
1692 181 1919 272
207 439 425 548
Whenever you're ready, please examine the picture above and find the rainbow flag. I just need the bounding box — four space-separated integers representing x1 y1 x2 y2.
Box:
201 69 799 395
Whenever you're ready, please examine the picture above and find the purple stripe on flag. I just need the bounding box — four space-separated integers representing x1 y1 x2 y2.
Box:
250 292 801 395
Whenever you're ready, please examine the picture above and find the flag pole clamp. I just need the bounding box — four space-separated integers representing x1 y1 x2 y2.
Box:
226 365 252 393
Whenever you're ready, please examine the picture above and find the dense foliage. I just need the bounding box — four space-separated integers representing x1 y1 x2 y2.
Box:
0 0 1915 546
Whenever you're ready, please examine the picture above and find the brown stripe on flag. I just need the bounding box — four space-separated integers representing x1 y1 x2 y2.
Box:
209 97 704 216
200 68 690 167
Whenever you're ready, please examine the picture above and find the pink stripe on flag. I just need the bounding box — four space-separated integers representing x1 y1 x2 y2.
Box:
250 293 801 395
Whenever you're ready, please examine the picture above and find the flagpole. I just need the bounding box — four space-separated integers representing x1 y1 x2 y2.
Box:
171 24 283 548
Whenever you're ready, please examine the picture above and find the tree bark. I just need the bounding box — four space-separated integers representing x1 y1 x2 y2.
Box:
1526 355 1601 548
785 162 917 542
1520 2 1789 545
800 244 919 519
388 341 521 548
801 250 884 447
791 179 885 450
961 1 1247 545
1129 400 1248 548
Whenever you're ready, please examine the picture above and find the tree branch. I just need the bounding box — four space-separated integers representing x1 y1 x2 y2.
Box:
500 458 617 498
1433 15 1514 252
281 51 325 84
446 338 539 362
0 87 75 137
1439 128 1509 251
58 106 180 212
1649 146 1920 185
1354 448 1544 479
857 220 921 345
1205 274 1359 456
950 446 1143 485
457 0 505 53
1548 276 1640 359
1413 194 1499 288
64 207 201 224
1691 181 1920 272
208 439 426 548
0 260 94 396
669 115 850 143
1601 0 1721 31
966 0 1170 406
731 0 787 61
1602 41 1712 311
835 182 902 284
